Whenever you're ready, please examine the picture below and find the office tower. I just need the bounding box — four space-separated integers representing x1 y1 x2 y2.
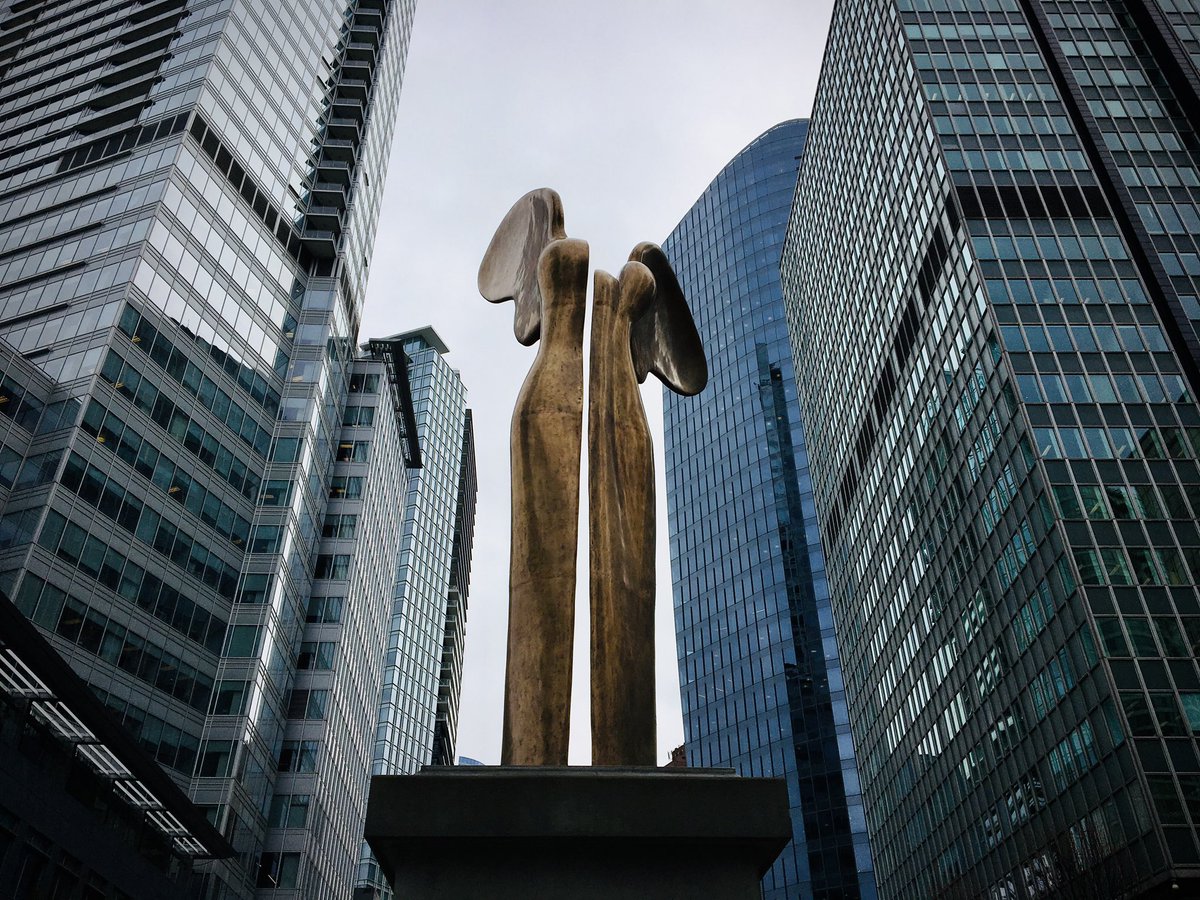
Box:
255 340 416 897
782 0 1200 896
0 1 420 898
662 120 876 900
356 327 476 900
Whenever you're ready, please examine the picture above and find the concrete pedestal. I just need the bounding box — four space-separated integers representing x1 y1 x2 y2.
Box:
364 766 791 900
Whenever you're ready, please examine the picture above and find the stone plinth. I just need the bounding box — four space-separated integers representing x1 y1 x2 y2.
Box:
364 766 791 900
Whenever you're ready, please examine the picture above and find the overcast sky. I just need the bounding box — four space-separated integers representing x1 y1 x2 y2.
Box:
359 0 835 765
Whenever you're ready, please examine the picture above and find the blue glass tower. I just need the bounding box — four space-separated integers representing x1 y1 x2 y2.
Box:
662 120 876 900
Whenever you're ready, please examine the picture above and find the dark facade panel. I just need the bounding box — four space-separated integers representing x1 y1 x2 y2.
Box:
783 0 1200 897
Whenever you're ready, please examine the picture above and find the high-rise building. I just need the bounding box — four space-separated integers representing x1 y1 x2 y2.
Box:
662 120 876 900
782 0 1200 896
0 1 426 898
432 408 477 768
355 326 476 900
254 338 416 897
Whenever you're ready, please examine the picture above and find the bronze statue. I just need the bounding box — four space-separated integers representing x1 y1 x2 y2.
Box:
480 189 706 767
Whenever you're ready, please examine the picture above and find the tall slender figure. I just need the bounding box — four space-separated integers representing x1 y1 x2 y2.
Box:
481 189 706 767
588 261 657 765
590 243 707 766
479 189 588 765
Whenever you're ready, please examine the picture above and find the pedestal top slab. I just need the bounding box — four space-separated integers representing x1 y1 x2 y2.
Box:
364 766 792 899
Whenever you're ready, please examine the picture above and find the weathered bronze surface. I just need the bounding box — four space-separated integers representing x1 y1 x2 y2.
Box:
479 188 567 346
481 190 707 767
502 238 588 766
588 263 658 766
480 190 587 765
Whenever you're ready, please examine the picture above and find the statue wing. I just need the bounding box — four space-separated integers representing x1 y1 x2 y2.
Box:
478 188 567 346
627 242 708 396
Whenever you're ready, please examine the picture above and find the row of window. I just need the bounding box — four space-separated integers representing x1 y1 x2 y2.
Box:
1034 425 1200 461
0 186 161 277
305 595 343 623
985 276 1148 305
98 689 201 777
335 440 370 462
1121 691 1200 739
1016 369 1190 405
1029 647 1076 721
37 506 238 630
82 395 260 502
328 476 363 499
348 372 380 394
0 372 46 433
922 75 1056 104
314 554 350 580
100 348 270 467
321 514 357 540
55 453 242 594
1073 545 1197 587
286 688 329 720
256 851 300 890
1051 480 1199 522
1096 615 1200 659
341 404 375 426
945 146 1089 173
1046 721 1099 793
899 0 1020 13
63 450 249 549
906 20 1031 39
0 218 149 291
1000 321 1169 353
50 590 213 714
118 303 280 418
916 50 1048 74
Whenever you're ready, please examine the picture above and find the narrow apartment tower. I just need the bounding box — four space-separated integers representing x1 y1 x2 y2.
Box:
0 1 423 897
662 121 877 900
355 327 476 900
783 0 1200 896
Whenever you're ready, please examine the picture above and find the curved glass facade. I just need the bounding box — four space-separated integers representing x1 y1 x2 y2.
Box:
663 120 876 900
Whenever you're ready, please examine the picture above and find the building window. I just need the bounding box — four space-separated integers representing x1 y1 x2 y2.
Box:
321 514 357 539
250 525 281 554
335 440 369 462
286 689 329 720
270 437 299 462
224 625 262 656
238 574 273 604
305 596 343 624
342 405 376 426
256 852 300 889
197 740 234 777
267 794 310 829
297 641 336 670
278 740 318 773
260 480 292 506
329 476 363 499
212 680 249 715
314 554 350 580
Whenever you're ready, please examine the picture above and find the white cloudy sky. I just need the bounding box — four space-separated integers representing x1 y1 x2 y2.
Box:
359 0 835 765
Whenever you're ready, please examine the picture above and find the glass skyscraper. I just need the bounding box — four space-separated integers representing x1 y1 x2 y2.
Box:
0 2 479 899
662 120 876 900
355 327 476 900
783 0 1200 896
